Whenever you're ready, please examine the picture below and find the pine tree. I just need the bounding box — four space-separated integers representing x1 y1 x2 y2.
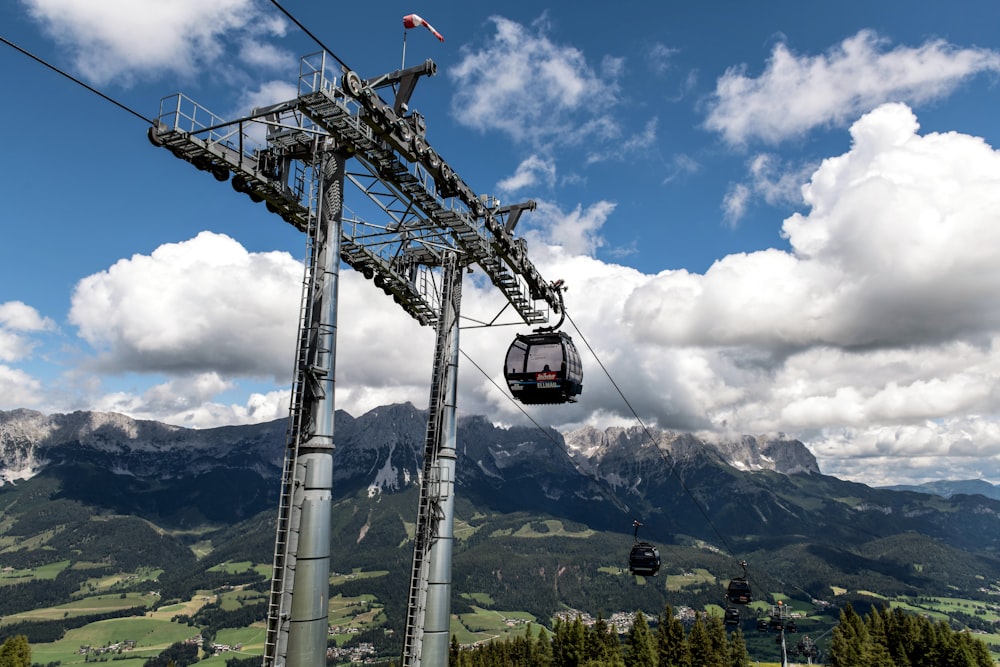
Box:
881 606 913 667
567 616 587 667
534 624 554 667
946 632 977 667
656 605 690 667
552 617 570 667
0 635 31 667
828 603 870 667
705 614 728 667
623 611 657 667
553 615 587 667
686 613 714 667
863 606 896 667
585 616 605 664
586 615 623 667
899 606 926 667
518 624 536 666
726 627 750 667
830 603 869 667
962 631 995 667
914 617 942 667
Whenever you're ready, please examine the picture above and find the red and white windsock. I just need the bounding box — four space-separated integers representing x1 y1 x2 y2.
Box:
403 13 444 42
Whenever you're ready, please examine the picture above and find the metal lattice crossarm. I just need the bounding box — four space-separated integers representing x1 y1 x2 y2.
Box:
148 50 562 329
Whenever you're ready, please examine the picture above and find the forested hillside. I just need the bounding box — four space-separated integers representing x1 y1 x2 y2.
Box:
4 406 1000 664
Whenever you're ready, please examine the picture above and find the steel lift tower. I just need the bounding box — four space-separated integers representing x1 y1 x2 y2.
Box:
149 51 565 667
770 602 791 667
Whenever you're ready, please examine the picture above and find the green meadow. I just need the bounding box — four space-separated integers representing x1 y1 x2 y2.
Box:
451 605 537 645
27 617 198 666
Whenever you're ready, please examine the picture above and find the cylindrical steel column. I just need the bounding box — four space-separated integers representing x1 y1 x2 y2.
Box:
282 150 345 667
420 257 462 666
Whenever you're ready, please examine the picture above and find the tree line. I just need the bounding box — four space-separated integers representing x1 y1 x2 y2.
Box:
449 606 751 667
0 607 147 645
828 603 993 667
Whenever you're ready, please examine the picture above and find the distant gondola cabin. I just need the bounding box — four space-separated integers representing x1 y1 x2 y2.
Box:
727 577 752 605
628 542 661 577
504 331 583 404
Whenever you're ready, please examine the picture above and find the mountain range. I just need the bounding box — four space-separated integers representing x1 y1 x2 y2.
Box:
884 478 1000 501
3 403 1000 632
0 405 821 534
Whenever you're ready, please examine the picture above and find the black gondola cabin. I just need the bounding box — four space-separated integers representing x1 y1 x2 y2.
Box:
504 331 583 404
628 542 661 577
726 577 752 605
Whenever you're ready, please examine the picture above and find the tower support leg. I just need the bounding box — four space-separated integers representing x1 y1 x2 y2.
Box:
265 149 346 667
401 253 463 667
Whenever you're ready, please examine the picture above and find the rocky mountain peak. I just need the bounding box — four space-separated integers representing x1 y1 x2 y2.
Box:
0 408 286 486
0 406 819 499
717 434 821 475
563 425 820 476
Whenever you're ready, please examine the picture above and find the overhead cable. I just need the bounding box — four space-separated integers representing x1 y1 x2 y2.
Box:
1 36 153 125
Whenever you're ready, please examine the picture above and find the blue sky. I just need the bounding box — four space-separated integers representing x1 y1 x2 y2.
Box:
4 0 1000 486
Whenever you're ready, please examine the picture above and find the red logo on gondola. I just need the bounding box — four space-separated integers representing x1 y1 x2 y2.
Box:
536 372 557 381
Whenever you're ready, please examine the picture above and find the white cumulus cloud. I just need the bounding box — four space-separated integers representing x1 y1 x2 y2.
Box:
0 365 45 409
453 103 1000 486
22 0 285 85
524 200 616 257
91 376 290 429
69 231 302 378
0 301 55 363
705 29 1000 146
64 232 437 426
449 16 621 148
497 155 557 195
629 103 1000 350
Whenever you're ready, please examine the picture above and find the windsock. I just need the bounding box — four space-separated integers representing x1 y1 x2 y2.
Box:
403 13 444 42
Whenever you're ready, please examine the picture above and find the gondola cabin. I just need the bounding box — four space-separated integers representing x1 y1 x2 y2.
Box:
628 542 661 577
504 331 583 404
726 577 752 605
724 607 741 626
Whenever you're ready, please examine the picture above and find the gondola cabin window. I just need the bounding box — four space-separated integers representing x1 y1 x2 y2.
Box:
505 339 528 375
527 343 563 375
